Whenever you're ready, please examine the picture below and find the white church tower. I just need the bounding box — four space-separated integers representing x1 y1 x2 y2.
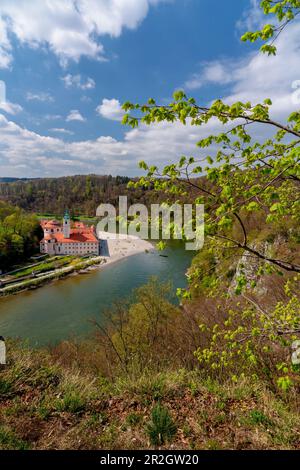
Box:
63 209 71 239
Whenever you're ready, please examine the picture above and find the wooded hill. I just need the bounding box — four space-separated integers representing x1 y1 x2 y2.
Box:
0 178 33 183
0 201 42 270
0 174 200 218
0 175 157 216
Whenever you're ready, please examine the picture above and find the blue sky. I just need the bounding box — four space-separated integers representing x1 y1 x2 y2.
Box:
0 0 299 177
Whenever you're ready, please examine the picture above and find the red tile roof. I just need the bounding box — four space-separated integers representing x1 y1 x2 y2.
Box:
54 231 98 244
41 219 60 228
40 219 98 244
74 222 85 229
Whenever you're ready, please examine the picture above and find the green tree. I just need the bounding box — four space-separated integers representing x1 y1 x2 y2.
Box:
0 202 41 270
93 278 181 376
122 2 300 387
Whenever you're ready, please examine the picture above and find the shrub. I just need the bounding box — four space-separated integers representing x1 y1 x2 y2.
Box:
0 379 12 396
146 403 177 446
248 410 273 427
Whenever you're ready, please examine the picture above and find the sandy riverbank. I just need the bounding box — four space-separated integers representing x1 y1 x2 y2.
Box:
97 231 154 268
77 234 155 274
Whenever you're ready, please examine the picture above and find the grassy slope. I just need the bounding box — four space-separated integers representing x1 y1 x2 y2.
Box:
0 341 299 450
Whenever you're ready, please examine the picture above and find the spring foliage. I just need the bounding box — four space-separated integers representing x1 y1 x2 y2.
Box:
122 1 300 389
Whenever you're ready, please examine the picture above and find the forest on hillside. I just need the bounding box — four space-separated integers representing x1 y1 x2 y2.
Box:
0 175 161 216
0 201 41 270
0 178 32 183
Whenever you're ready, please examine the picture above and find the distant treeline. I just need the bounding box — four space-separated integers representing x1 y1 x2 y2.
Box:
0 175 167 216
0 201 42 270
0 177 34 183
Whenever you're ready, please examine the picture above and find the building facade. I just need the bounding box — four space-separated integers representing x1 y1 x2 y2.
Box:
40 211 99 256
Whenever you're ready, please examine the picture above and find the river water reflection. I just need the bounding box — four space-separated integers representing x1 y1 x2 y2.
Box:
0 242 194 346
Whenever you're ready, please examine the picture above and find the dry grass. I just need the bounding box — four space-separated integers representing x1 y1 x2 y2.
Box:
0 341 300 450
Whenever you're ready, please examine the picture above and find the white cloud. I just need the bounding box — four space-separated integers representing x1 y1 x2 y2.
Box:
0 111 203 177
1 7 300 178
0 49 12 69
49 128 74 135
231 24 300 119
0 17 12 69
66 109 86 122
185 61 233 90
96 98 124 121
0 101 23 115
81 95 92 103
184 21 300 121
236 0 264 32
26 91 54 102
0 0 169 68
62 74 95 90
44 114 63 121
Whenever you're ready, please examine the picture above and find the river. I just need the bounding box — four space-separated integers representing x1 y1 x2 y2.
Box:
0 241 194 346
